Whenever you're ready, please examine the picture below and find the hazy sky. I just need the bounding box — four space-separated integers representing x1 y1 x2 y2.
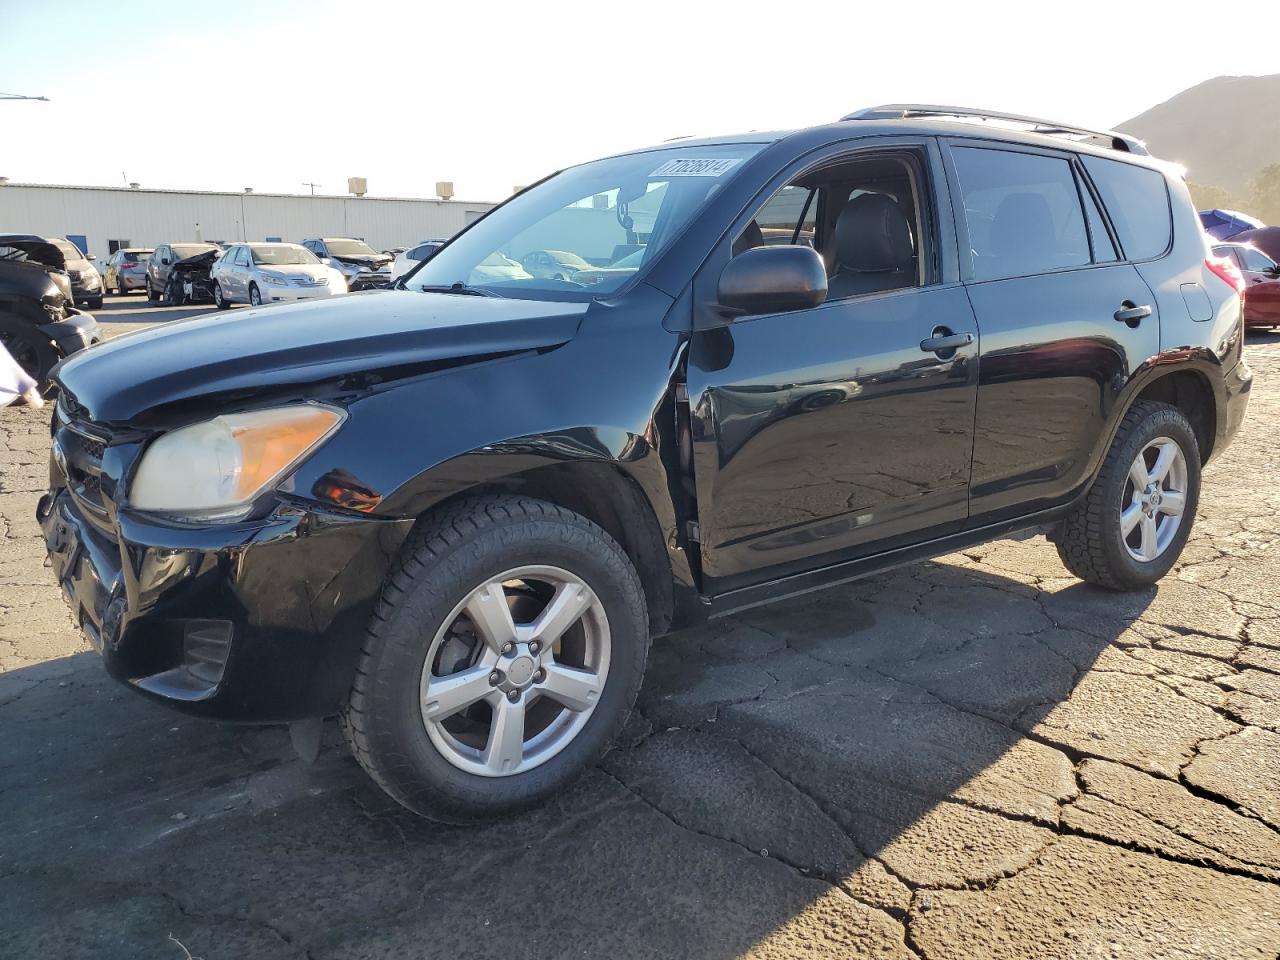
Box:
2 0 1275 202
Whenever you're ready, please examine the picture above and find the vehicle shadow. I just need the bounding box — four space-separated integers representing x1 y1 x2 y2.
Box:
0 552 1141 958
90 294 220 328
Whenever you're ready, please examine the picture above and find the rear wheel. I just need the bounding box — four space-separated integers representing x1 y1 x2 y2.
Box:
1055 400 1200 590
213 282 230 310
341 495 649 823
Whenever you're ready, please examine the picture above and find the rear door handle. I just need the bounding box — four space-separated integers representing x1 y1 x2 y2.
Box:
920 329 974 354
1114 302 1152 326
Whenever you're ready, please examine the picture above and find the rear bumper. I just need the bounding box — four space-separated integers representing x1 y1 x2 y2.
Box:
118 273 146 290
38 480 415 722
1217 354 1253 457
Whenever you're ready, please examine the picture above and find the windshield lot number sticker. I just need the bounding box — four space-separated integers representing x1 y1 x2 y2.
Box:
649 158 743 178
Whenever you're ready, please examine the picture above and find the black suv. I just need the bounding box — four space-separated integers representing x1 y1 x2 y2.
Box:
39 105 1252 822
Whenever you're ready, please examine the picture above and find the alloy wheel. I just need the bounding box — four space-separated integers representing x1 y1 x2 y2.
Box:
420 565 610 777
1121 436 1188 563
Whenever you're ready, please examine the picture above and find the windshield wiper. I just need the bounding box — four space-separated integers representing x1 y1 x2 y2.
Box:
415 282 500 298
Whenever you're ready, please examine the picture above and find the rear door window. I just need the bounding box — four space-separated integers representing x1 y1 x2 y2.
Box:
951 147 1090 281
1080 156 1172 261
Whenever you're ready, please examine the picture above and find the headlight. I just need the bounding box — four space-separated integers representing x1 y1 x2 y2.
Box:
130 405 345 519
260 272 290 286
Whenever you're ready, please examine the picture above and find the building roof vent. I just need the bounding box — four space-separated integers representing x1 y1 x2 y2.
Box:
348 176 368 197
436 181 454 200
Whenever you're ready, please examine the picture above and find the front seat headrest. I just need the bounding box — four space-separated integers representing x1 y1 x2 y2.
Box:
834 193 914 272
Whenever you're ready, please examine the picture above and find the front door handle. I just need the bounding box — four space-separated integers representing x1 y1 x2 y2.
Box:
1114 302 1152 326
920 328 975 355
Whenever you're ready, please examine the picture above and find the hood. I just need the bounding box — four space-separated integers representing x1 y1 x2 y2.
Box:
332 253 392 270
0 234 66 271
54 290 587 424
173 250 220 271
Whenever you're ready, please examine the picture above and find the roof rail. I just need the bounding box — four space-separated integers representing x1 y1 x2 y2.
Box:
842 104 1149 156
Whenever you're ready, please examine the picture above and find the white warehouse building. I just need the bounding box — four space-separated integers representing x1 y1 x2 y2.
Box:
0 182 497 262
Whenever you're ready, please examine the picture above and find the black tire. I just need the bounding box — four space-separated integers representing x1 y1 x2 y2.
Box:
248 283 261 307
1054 400 1201 590
146 278 158 303
341 494 649 823
87 297 102 310
213 282 230 310
0 324 58 394
166 278 185 307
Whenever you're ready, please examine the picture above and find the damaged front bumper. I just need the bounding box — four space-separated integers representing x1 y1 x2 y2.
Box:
37 426 415 722
40 308 102 358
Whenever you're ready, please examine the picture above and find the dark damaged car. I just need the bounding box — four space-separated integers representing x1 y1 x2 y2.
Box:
39 105 1251 823
0 234 102 387
163 247 222 306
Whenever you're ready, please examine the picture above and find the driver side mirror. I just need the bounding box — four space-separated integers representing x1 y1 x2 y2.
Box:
320 257 331 265
717 245 828 316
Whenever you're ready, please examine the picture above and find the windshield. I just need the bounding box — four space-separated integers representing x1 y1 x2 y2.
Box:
325 239 378 256
173 243 217 260
51 239 84 261
250 244 319 266
407 144 763 300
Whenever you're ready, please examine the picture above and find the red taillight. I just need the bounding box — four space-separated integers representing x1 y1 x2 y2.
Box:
1206 254 1246 298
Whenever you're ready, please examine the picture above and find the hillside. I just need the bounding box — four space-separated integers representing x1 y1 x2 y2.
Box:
1117 74 1280 196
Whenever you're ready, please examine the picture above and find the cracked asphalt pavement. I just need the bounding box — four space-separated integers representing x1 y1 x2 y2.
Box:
2 304 1279 959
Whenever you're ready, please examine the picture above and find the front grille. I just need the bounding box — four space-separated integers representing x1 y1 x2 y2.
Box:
290 277 327 287
54 407 113 516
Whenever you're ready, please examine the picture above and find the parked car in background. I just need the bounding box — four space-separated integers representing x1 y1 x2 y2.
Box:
1214 242 1280 330
210 242 347 308
471 251 530 283
0 234 101 388
46 238 104 310
390 240 445 281
103 248 154 295
301 238 394 290
146 242 220 302
570 247 645 286
521 248 593 280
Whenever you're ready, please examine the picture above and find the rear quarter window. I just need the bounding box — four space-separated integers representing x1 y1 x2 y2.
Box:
1080 156 1172 261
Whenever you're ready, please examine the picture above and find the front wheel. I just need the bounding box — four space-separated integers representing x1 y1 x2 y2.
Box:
248 283 262 307
341 495 650 823
1054 400 1201 590
0 324 58 394
146 278 158 303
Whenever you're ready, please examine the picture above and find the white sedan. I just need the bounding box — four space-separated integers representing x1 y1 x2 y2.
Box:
210 242 348 309
391 240 446 282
